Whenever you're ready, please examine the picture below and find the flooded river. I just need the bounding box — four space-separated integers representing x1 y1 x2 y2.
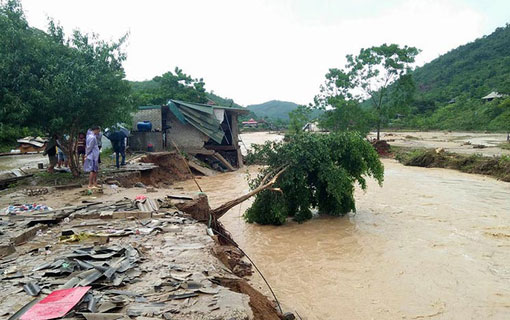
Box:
174 132 510 319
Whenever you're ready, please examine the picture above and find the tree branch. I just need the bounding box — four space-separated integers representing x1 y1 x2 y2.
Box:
210 166 288 219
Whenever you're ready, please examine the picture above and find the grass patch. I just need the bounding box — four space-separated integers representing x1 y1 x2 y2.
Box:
499 142 510 150
100 147 115 167
395 148 510 182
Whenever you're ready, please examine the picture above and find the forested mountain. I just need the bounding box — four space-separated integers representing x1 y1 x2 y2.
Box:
246 100 322 120
247 100 299 120
413 24 510 107
402 24 510 131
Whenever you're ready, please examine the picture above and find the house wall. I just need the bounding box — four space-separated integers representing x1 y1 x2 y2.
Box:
166 112 209 150
132 108 162 131
129 131 163 151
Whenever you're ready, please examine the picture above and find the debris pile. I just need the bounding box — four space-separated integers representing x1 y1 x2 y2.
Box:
16 136 47 153
0 195 277 319
3 203 52 215
372 139 392 157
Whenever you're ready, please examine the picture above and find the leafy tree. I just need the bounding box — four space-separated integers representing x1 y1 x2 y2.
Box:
244 132 384 225
320 44 419 140
288 105 311 134
0 0 47 145
131 68 207 106
41 27 132 176
318 96 373 136
0 0 133 175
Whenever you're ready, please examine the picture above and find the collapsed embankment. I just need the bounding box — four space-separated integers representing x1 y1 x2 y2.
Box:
395 148 510 181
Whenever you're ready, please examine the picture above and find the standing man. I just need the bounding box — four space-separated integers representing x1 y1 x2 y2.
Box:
76 132 86 166
84 126 100 189
106 127 127 169
43 134 59 173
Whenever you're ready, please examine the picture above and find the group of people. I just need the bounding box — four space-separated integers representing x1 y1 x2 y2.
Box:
43 126 128 189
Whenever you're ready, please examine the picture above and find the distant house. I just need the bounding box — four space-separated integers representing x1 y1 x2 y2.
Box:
17 136 47 153
241 118 258 128
481 91 507 102
302 121 324 132
131 99 248 168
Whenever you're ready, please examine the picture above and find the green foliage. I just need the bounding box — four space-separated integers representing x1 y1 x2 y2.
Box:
318 97 373 136
402 97 510 131
499 142 510 150
244 132 384 225
288 105 311 134
131 68 207 106
0 0 132 135
316 44 419 139
206 92 242 108
397 24 510 131
0 0 133 175
412 24 510 105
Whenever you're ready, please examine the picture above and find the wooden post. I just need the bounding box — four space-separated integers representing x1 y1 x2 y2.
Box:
230 112 243 168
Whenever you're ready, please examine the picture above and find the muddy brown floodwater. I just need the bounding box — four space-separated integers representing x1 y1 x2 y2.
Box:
173 132 510 320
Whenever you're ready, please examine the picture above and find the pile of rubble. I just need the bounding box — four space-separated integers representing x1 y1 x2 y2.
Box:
0 195 282 319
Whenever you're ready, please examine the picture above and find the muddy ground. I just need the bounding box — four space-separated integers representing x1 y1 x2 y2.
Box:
0 151 283 319
369 130 510 157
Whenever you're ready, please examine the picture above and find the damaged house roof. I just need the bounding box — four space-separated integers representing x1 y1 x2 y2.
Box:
139 100 248 144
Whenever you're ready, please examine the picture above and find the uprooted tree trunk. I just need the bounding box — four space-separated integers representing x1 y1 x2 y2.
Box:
178 166 288 246
210 166 288 219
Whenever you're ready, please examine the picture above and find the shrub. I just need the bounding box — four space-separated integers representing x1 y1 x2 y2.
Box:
244 132 384 225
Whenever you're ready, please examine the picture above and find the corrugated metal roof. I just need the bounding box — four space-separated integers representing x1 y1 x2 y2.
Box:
168 100 225 144
170 99 249 114
136 100 247 144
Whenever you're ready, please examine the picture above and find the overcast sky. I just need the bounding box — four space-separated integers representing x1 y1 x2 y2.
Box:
19 0 510 106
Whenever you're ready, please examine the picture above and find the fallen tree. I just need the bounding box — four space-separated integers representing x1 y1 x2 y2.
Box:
224 132 384 225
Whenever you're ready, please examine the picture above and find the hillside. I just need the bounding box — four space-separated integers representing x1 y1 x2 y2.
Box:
401 24 510 131
247 100 299 120
246 100 322 120
206 92 242 108
413 24 510 106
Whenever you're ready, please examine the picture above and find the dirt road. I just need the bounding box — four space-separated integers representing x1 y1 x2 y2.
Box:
174 132 510 319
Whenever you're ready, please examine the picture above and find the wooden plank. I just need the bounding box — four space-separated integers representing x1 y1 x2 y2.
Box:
111 211 153 219
204 145 237 151
187 160 217 176
230 114 243 168
0 174 33 187
212 153 235 172
182 149 216 155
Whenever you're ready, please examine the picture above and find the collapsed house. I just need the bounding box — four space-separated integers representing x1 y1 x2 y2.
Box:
16 136 47 153
131 100 249 169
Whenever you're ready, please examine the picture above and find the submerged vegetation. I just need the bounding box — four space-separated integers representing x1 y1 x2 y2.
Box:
244 132 384 225
395 148 510 182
